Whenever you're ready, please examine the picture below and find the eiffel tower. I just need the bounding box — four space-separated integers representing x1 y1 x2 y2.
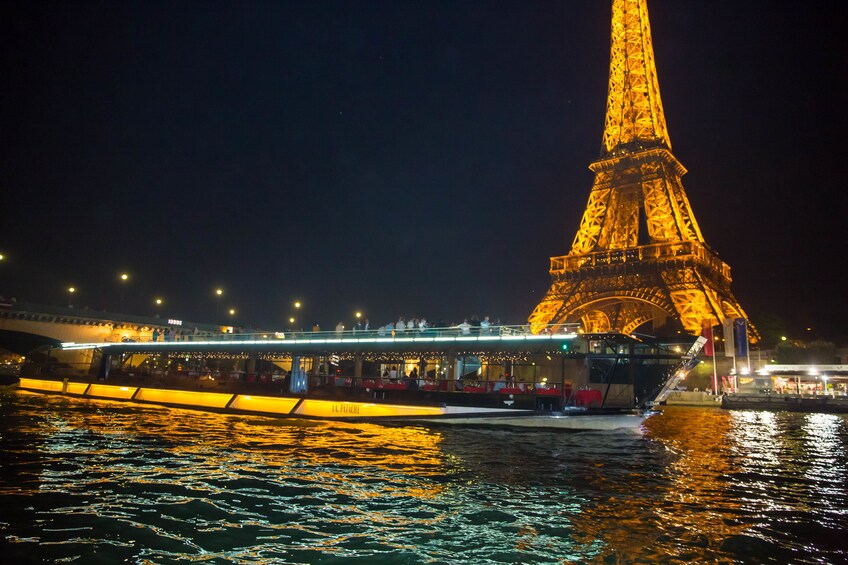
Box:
529 0 754 339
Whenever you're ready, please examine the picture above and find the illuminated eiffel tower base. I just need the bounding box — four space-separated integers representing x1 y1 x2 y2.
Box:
529 0 753 338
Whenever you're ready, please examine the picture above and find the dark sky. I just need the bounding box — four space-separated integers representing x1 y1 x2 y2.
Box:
1 0 846 339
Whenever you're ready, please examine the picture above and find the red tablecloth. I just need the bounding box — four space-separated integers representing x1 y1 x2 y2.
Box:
420 384 439 391
462 386 487 393
535 387 560 396
499 387 524 395
383 382 407 390
575 389 602 407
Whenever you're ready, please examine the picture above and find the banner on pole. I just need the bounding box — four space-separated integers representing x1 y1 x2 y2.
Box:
734 318 749 357
701 321 714 356
723 318 735 357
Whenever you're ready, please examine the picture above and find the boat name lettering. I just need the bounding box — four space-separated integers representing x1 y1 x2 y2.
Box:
332 403 360 415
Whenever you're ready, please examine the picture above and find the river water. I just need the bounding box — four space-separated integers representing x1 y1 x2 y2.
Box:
1 390 846 564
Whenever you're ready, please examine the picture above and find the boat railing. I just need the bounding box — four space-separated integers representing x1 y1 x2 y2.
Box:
128 323 581 343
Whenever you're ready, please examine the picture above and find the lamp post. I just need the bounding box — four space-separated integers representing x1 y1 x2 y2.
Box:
119 273 129 312
290 300 303 331
67 287 75 308
154 297 162 318
215 288 223 319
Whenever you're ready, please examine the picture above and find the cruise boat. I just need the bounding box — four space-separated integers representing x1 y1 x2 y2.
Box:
16 326 705 431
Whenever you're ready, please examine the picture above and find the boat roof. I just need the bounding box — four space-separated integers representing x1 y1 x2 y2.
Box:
59 327 683 359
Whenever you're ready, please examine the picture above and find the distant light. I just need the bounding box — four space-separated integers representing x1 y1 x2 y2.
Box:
355 311 362 319
216 288 223 296
781 336 787 341
229 309 236 315
289 317 295 324
120 273 129 281
68 287 76 294
294 301 301 309
155 298 162 305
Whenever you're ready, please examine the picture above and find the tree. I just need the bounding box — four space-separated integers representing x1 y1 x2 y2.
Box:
774 340 837 365
751 314 788 349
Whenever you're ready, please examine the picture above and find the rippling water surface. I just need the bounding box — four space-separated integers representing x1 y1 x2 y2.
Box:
1 390 846 563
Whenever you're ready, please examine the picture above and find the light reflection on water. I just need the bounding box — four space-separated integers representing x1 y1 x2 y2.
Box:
1 391 847 563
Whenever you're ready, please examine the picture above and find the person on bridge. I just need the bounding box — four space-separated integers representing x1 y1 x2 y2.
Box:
152 329 159 342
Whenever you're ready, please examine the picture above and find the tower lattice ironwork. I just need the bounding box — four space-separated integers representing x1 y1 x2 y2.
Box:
529 0 754 339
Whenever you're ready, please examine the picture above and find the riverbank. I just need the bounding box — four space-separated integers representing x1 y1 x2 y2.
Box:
664 390 722 407
723 392 848 413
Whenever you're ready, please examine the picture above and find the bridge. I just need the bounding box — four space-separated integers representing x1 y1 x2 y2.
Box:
0 301 226 356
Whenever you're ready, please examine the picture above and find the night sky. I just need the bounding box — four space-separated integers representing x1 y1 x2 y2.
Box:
1 1 845 340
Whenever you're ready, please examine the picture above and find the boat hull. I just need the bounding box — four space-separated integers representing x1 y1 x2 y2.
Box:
420 411 655 431
15 377 654 430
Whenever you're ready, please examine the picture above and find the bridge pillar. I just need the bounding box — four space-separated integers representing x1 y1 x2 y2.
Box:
354 355 363 379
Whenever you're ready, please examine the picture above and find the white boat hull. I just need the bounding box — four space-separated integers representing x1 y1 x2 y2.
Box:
421 411 656 431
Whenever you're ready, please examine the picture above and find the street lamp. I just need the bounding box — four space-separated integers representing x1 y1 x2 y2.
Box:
68 287 75 308
154 297 162 318
215 288 223 318
229 308 236 316
119 273 129 312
